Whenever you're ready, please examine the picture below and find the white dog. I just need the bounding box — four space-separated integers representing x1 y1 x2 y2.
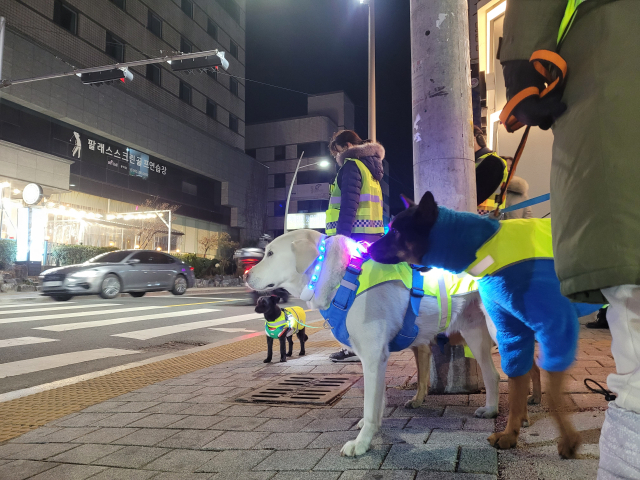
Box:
246 229 500 457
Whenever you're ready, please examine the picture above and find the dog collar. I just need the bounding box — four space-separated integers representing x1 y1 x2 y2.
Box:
300 236 327 302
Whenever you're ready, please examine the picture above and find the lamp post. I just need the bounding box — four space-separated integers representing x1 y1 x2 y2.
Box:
360 0 376 141
283 156 330 233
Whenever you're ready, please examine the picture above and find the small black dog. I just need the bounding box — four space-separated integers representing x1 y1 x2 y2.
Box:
255 295 308 363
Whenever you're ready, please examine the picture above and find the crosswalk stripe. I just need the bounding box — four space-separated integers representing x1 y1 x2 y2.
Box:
33 308 221 332
210 328 257 333
0 302 75 310
0 306 167 325
0 303 120 315
112 313 264 340
0 348 138 378
0 337 59 348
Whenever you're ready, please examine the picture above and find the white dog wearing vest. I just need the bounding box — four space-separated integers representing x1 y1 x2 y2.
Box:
246 229 500 457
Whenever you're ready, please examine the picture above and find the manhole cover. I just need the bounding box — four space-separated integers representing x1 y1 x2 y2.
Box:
236 374 361 406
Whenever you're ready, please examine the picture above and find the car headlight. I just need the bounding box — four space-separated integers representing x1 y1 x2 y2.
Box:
69 270 100 279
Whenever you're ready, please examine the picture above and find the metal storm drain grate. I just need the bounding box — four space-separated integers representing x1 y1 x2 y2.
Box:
236 374 361 406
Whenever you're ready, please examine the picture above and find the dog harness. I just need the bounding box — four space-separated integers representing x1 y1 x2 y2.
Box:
264 306 306 339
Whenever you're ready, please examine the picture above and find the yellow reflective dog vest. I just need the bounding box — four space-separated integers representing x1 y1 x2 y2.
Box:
264 306 306 339
465 218 554 278
325 158 384 236
355 261 478 332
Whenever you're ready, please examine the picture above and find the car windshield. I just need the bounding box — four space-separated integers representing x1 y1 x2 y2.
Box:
87 251 131 264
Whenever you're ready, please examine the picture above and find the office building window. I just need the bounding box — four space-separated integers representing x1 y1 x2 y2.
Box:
182 181 197 196
146 64 161 86
246 149 257 159
105 31 125 63
229 114 239 133
180 36 193 54
230 40 238 59
147 10 162 38
297 142 325 158
207 19 218 40
274 145 286 161
53 1 77 35
179 81 192 104
110 0 125 10
274 202 286 217
297 200 329 213
181 0 193 18
207 69 217 81
206 99 217 119
297 169 335 185
230 77 239 97
274 174 286 188
216 0 241 24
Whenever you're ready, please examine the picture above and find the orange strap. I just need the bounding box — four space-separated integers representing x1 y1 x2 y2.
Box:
499 50 567 133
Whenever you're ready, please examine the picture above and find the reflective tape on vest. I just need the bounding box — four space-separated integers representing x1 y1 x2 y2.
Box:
558 0 590 45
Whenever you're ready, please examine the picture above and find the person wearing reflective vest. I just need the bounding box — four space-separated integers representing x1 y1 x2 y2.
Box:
473 126 508 214
501 0 640 475
326 130 385 243
326 130 386 363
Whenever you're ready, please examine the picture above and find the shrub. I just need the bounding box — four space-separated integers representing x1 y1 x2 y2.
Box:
0 239 17 269
173 253 215 278
50 245 118 266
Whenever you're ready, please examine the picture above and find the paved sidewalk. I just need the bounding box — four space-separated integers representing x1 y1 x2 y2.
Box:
0 319 613 479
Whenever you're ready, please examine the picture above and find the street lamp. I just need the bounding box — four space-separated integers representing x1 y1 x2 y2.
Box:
359 0 376 141
283 156 331 233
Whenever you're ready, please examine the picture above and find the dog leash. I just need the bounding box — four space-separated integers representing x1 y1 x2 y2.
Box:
499 193 551 214
584 378 616 401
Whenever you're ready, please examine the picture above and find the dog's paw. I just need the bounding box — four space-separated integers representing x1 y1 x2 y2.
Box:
279 358 287 363
474 406 498 419
527 394 541 405
404 397 424 409
299 352 306 357
357 418 365 429
263 358 272 363
340 439 369 457
521 415 530 428
557 432 581 459
488 431 518 450
286 352 292 357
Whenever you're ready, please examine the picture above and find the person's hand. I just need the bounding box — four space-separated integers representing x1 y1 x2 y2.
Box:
502 60 567 130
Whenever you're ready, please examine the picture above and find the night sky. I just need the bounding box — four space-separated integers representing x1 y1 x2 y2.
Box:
245 0 414 215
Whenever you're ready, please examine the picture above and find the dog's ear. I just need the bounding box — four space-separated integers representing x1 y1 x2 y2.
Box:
415 191 438 225
400 194 415 210
291 237 320 274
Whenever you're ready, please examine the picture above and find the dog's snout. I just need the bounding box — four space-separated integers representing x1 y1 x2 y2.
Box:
266 283 275 288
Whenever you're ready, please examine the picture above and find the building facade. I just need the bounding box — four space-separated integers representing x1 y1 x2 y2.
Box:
246 92 390 239
0 0 266 263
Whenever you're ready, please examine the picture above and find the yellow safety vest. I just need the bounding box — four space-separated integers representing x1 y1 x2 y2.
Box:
264 306 306 339
356 261 478 332
477 152 508 212
558 0 590 45
465 218 554 278
325 158 384 236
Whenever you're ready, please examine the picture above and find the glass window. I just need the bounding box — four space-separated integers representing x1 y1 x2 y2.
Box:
230 77 239 97
180 36 193 54
147 10 162 38
206 99 217 119
229 114 239 133
274 202 286 217
216 0 241 24
181 0 193 18
53 0 78 35
88 251 131 263
245 149 256 159
179 81 192 104
106 31 125 63
297 142 324 158
110 0 125 10
274 145 286 160
207 19 218 40
274 173 286 188
297 169 335 185
182 181 197 196
131 252 154 264
207 69 218 81
146 64 161 86
297 200 329 213
230 41 238 59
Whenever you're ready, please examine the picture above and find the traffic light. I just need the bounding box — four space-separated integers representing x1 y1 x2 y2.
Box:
170 52 229 73
80 68 133 86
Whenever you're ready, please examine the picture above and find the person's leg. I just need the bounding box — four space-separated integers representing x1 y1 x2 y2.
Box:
586 306 609 329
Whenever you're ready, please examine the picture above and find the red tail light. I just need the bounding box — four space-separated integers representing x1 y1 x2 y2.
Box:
190 267 194 271
244 267 253 275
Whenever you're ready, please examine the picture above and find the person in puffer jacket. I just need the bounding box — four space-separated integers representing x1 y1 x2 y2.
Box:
326 130 386 362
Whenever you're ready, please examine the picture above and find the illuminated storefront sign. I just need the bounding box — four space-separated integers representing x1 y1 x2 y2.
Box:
286 212 326 230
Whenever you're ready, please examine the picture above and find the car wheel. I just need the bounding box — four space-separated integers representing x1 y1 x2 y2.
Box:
130 292 146 298
100 274 122 299
51 294 72 302
171 275 187 295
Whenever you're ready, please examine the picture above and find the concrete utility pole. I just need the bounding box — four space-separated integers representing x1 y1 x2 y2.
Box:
410 0 476 211
410 0 481 393
367 0 376 142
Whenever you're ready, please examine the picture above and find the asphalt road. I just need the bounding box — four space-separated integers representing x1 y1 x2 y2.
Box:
0 289 313 396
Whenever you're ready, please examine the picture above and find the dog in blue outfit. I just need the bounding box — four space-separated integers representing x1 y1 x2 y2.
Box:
368 191 600 459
